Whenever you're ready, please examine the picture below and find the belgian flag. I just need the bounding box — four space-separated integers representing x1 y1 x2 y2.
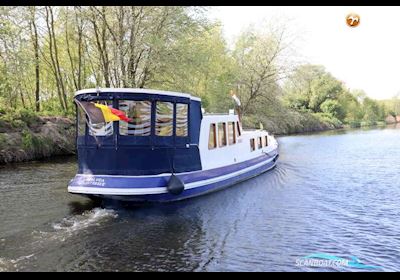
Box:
76 101 132 124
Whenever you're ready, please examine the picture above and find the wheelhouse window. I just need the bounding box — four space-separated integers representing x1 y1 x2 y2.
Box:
258 137 262 149
77 104 86 136
156 101 173 136
119 100 151 136
250 138 255 151
88 100 113 137
228 122 236 145
265 135 268 147
176 103 188 137
208 123 217 149
218 123 227 147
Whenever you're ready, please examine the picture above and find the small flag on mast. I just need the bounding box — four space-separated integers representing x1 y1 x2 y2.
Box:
230 90 241 107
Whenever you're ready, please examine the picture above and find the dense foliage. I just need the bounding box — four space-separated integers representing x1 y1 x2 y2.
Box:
283 65 388 129
0 6 397 134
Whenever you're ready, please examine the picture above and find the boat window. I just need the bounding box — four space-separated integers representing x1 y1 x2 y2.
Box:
176 103 188 137
208 123 217 149
218 123 227 147
88 100 113 137
265 135 268 147
156 101 174 136
77 104 86 136
119 100 151 136
258 137 262 149
237 121 242 137
228 122 236 145
250 138 255 151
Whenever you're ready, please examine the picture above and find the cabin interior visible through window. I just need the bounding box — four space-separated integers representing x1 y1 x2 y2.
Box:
208 123 217 149
176 103 188 137
218 123 227 147
119 100 151 136
228 122 236 145
250 138 255 151
258 137 262 149
156 101 174 136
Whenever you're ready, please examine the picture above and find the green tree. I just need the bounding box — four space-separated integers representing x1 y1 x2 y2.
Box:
231 22 294 116
320 99 344 119
362 97 381 125
283 64 344 113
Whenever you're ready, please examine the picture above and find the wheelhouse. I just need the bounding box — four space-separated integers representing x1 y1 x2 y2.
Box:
74 88 203 176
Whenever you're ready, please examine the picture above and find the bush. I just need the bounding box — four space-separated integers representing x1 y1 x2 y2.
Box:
22 129 56 157
0 114 26 130
10 119 26 129
22 129 34 150
360 120 376 127
17 108 40 127
313 112 343 128
347 121 361 128
0 108 41 130
22 129 42 150
320 99 345 120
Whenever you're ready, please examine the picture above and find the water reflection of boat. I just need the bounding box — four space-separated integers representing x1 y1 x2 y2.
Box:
68 88 279 202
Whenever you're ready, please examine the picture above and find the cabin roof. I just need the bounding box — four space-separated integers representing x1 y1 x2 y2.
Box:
75 88 201 102
202 114 239 123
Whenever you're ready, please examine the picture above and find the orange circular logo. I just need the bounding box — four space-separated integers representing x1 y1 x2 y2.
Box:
346 13 360 27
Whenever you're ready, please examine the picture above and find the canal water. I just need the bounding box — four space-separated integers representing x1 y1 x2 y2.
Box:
1 125 400 271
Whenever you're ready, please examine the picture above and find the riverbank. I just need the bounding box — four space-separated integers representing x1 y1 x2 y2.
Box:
0 111 393 164
0 114 75 164
245 109 394 136
245 110 344 136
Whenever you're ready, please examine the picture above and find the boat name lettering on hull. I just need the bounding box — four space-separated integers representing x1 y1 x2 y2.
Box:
82 176 106 187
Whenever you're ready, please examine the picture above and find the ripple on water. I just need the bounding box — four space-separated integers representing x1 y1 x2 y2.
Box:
2 128 400 271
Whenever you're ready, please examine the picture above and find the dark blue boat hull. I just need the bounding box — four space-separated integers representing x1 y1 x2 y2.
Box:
68 152 279 203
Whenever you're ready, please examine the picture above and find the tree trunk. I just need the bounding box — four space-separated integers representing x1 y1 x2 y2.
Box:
31 8 40 112
49 7 68 111
45 6 65 112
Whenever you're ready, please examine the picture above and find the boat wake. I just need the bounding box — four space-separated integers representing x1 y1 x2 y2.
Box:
37 208 118 243
0 208 117 271
264 162 297 188
0 254 35 272
53 208 117 232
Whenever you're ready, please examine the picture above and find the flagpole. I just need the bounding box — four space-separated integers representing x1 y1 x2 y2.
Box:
230 89 242 124
75 99 101 148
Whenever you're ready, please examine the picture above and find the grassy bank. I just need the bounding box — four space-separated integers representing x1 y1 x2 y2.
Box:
0 109 75 164
0 109 340 164
243 110 344 136
0 108 394 164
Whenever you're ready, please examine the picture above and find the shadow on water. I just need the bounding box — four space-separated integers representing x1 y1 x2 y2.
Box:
0 154 77 171
67 200 103 216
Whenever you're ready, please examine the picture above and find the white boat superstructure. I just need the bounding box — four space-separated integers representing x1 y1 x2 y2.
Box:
199 113 278 170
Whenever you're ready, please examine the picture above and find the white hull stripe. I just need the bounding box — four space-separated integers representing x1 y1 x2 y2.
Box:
68 157 276 196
